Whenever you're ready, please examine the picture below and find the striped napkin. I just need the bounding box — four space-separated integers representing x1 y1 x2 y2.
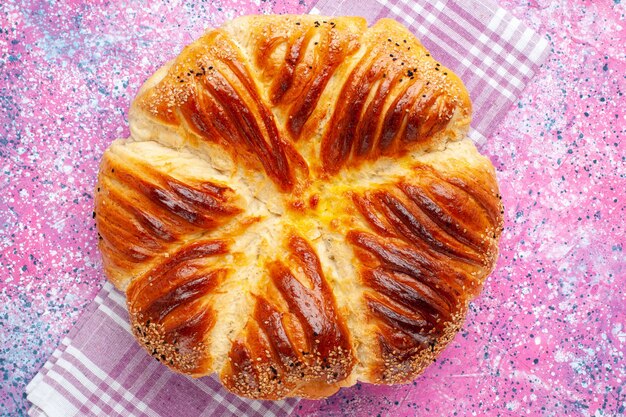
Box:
26 1 549 416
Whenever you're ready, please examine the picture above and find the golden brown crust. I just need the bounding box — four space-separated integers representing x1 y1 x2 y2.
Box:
95 14 503 400
134 29 302 192
220 234 355 400
127 240 230 374
347 162 502 383
95 142 243 289
319 19 470 174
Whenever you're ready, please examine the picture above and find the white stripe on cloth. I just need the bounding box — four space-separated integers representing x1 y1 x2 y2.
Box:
530 36 550 62
468 128 488 147
44 367 99 416
94 299 131 332
25 382 79 417
48 361 110 416
27 405 47 417
64 345 160 417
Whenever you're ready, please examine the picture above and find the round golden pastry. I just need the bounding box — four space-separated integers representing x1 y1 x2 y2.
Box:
95 15 504 400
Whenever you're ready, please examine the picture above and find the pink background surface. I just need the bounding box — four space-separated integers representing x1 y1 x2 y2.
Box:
1 0 625 416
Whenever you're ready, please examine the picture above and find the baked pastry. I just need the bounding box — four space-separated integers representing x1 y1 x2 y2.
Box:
95 15 503 400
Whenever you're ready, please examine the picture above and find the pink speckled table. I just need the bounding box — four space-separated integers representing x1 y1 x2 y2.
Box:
1 1 625 416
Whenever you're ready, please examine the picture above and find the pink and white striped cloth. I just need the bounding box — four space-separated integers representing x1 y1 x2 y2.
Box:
26 1 550 416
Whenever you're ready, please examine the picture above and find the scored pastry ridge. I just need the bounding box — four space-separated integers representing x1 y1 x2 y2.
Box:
95 15 503 400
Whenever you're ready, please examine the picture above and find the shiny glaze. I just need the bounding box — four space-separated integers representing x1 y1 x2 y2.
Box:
138 31 298 191
127 240 230 374
95 151 241 287
319 25 458 174
136 17 469 185
256 20 362 139
94 15 503 399
347 162 502 382
221 234 355 399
